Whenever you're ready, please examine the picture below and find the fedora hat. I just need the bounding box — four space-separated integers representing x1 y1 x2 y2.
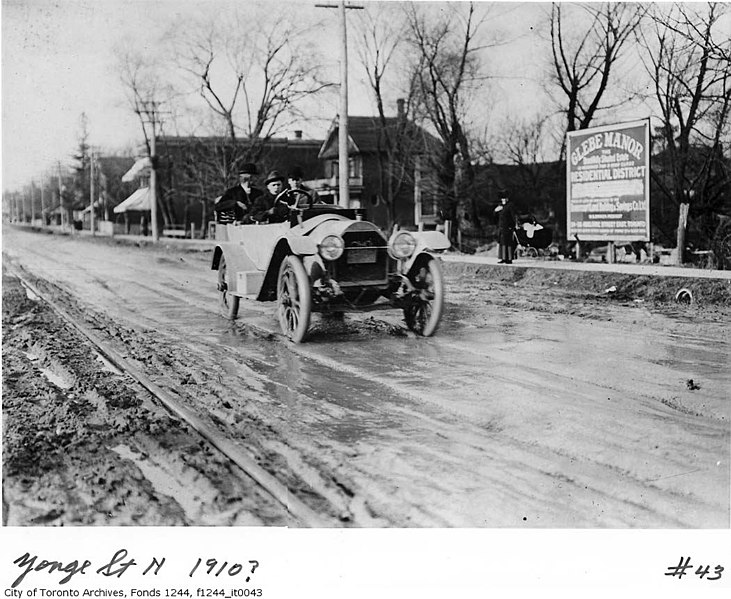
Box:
265 170 285 185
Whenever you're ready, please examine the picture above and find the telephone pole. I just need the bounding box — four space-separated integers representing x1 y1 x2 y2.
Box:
40 173 46 226
150 119 158 242
30 181 36 222
89 150 96 235
137 100 167 242
57 161 65 228
316 1 363 208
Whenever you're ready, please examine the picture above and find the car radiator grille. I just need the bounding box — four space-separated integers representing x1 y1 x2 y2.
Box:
333 230 389 285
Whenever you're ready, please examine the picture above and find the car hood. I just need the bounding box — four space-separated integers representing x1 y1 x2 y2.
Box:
290 214 387 243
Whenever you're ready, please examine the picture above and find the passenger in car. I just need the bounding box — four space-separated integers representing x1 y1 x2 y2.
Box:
215 163 263 224
252 170 290 223
284 166 316 208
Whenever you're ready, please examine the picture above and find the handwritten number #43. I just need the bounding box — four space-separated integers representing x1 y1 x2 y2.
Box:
665 557 723 581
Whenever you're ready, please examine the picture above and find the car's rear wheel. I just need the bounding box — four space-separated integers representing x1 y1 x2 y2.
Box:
217 256 239 320
277 255 311 343
404 257 444 337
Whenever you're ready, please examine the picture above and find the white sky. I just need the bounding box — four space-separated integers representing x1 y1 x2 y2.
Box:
0 0 552 192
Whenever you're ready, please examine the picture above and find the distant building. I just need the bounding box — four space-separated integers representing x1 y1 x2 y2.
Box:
315 101 441 229
153 133 325 232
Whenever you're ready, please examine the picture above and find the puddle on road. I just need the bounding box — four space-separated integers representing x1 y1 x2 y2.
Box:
96 353 123 375
111 443 211 523
38 367 73 389
22 351 74 389
24 286 41 301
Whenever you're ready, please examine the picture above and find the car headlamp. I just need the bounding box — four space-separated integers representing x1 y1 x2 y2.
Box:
318 235 345 261
389 231 417 259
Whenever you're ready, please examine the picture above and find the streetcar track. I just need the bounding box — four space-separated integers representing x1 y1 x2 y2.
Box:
6 263 336 528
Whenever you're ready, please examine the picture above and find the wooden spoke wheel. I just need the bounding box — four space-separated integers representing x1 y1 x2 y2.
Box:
277 256 312 343
217 256 239 320
403 257 444 337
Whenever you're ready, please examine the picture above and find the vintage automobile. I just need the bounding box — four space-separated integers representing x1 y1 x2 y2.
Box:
211 201 450 342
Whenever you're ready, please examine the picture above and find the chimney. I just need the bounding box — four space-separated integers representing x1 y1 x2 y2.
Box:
396 98 405 119
294 130 303 139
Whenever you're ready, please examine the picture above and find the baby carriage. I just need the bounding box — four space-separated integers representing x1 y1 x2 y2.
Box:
513 215 553 258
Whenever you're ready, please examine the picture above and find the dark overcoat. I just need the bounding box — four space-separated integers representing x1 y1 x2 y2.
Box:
215 185 263 223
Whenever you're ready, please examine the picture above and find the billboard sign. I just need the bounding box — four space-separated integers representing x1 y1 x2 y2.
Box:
566 120 650 242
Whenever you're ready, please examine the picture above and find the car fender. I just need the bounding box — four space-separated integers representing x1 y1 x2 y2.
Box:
402 249 441 273
211 243 250 271
396 230 450 272
257 238 317 301
285 233 319 256
411 230 451 252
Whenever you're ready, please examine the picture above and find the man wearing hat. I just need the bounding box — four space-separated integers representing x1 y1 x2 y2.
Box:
494 190 517 264
214 163 263 224
251 170 290 223
283 165 316 208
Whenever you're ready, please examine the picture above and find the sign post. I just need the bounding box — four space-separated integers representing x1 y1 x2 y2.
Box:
566 120 651 257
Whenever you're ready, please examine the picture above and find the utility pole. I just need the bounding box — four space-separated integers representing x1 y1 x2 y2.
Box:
150 119 158 242
89 150 96 235
30 181 36 222
40 172 46 226
138 100 166 242
316 1 363 208
57 161 64 228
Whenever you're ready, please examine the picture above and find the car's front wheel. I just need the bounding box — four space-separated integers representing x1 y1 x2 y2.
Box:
277 255 312 343
218 255 239 320
403 257 444 337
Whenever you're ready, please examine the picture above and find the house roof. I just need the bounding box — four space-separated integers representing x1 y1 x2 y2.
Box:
113 187 151 213
319 116 438 160
156 134 327 180
157 135 323 150
122 157 152 182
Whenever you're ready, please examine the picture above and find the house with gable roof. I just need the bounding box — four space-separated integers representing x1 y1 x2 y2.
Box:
313 100 442 230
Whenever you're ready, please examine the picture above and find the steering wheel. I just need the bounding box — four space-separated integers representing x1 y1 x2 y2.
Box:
284 188 313 209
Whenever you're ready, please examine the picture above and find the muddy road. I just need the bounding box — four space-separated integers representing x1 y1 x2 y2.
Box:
2 225 729 527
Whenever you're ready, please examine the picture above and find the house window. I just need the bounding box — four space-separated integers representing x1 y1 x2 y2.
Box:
418 174 438 216
421 193 437 216
331 157 360 178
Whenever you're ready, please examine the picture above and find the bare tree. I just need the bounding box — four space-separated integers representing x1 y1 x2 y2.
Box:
118 48 172 155
354 4 426 227
638 2 731 263
495 115 557 195
550 3 645 141
118 46 181 227
165 6 332 180
405 1 493 236
356 4 407 123
70 112 91 224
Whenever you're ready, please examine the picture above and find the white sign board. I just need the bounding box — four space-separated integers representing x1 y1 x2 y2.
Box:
566 120 650 242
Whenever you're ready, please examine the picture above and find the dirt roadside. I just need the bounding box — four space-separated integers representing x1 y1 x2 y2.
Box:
2 232 729 526
1 266 292 526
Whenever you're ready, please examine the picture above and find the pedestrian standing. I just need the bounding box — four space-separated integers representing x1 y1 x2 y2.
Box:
495 192 517 264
